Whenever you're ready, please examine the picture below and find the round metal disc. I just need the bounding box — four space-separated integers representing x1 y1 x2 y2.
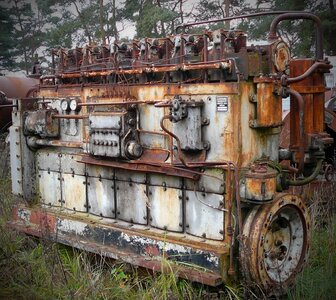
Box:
240 193 311 296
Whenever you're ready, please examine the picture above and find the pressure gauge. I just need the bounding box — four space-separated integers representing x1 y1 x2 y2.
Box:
70 98 79 111
61 99 69 111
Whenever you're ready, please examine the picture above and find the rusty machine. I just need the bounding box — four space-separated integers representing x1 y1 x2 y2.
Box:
8 12 333 295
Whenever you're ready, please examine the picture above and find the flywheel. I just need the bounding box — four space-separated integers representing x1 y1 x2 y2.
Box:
240 193 311 296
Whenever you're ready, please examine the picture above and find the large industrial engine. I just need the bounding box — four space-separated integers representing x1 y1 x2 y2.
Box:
8 12 333 295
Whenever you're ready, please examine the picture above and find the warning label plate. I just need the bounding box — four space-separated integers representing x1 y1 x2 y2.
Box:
216 96 228 112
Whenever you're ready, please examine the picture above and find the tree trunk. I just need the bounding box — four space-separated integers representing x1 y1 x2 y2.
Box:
156 0 166 36
13 0 29 74
112 0 118 41
72 0 92 44
99 0 105 43
224 0 230 29
179 0 184 24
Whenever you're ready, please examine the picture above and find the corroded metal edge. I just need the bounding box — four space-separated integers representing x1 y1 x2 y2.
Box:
9 204 228 286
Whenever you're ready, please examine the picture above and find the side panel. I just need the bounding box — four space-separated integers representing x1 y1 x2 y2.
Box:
87 177 115 217
186 191 224 240
9 126 22 195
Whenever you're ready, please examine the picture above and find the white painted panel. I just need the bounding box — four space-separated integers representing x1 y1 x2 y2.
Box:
186 191 224 240
62 173 87 212
115 181 147 224
38 170 61 207
149 186 182 232
87 177 115 218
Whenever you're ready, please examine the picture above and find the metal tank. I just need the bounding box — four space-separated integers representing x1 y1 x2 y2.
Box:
7 12 333 296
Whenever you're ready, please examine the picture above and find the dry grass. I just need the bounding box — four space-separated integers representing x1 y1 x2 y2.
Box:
0 135 335 299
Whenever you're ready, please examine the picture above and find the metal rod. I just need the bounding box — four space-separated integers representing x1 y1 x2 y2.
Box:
0 104 17 109
268 12 323 60
287 158 324 186
176 11 296 33
285 62 332 84
52 114 88 119
287 88 305 172
78 100 160 106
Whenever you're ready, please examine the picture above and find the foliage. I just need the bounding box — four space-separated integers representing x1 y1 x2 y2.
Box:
123 0 180 37
0 7 16 73
1 0 50 74
246 0 336 57
1 0 335 76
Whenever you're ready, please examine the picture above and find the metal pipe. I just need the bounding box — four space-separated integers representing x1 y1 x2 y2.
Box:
284 62 332 84
287 158 323 186
0 104 17 109
52 114 88 119
27 136 83 149
286 88 305 172
176 11 297 33
78 100 160 106
160 114 190 167
268 12 323 60
226 168 235 276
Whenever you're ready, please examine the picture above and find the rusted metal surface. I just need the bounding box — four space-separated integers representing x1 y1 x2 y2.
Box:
244 165 277 202
52 114 88 119
240 193 311 296
7 12 332 296
9 205 227 286
80 155 200 180
250 80 282 128
23 109 60 138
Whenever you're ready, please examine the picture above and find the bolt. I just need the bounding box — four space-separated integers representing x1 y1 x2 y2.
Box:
275 240 283 246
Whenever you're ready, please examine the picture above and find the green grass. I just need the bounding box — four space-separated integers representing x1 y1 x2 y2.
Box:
288 220 336 300
0 177 335 299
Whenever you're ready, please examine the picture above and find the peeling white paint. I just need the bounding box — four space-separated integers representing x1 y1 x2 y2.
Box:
17 208 31 223
120 232 219 266
57 218 88 235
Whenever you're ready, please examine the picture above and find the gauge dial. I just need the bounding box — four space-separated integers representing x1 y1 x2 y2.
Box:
61 99 69 111
70 99 78 111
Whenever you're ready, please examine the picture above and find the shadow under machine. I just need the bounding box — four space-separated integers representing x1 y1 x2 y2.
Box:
8 11 333 296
